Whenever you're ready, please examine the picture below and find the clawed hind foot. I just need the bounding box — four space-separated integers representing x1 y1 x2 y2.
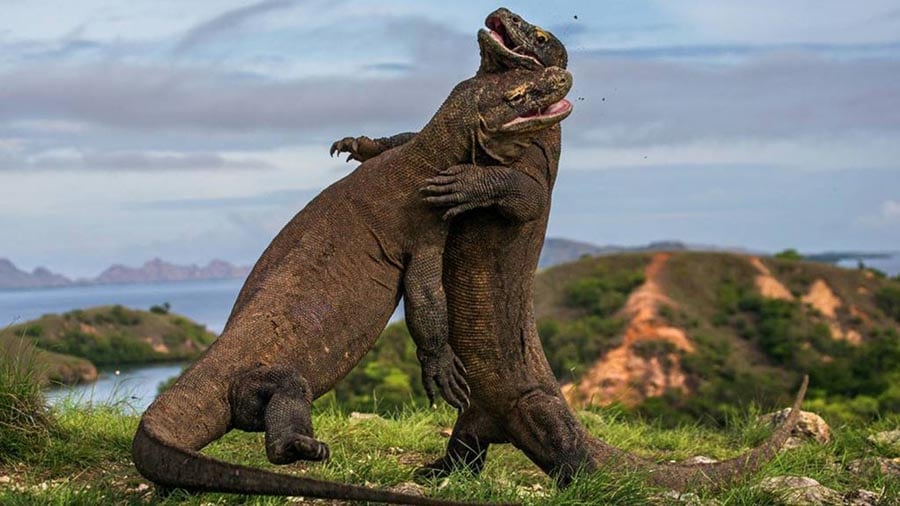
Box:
267 434 330 465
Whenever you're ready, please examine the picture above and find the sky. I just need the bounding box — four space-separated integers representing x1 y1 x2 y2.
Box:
1 0 898 276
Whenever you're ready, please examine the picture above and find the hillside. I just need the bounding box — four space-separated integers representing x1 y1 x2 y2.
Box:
341 251 900 425
2 305 216 386
534 251 900 424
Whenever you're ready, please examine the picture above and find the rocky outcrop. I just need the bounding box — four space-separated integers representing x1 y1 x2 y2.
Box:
866 430 900 452
758 476 878 506
759 409 832 450
847 457 900 478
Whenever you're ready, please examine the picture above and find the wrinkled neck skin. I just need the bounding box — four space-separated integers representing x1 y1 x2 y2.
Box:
477 47 535 76
397 81 483 171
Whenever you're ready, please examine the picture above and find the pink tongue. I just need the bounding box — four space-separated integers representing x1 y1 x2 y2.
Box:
545 99 570 115
490 30 505 45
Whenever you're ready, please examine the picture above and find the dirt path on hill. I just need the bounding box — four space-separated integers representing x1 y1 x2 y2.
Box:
562 253 693 407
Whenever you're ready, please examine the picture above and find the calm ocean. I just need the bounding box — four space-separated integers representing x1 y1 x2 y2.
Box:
1 278 246 334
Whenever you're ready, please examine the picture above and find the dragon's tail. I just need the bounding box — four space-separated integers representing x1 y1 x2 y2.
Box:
133 420 511 506
585 375 808 491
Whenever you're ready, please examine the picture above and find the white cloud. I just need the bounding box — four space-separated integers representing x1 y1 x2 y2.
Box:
854 199 900 228
882 200 900 220
561 134 900 172
656 1 900 45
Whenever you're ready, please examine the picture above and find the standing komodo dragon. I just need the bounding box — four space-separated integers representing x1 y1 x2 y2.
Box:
132 65 574 505
333 6 809 493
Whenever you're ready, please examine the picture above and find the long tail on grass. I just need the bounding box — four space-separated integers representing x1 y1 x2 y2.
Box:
133 410 516 506
585 375 809 491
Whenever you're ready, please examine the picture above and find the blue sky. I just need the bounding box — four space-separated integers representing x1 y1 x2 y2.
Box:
1 1 898 276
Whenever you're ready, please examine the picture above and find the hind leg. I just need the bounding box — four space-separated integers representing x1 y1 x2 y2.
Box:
229 365 329 465
415 404 505 480
505 389 594 487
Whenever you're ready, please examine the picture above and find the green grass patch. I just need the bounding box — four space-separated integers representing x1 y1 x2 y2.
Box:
0 335 54 463
1 400 897 504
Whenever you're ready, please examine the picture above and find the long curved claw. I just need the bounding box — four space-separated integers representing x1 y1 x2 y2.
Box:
443 201 483 220
424 193 465 206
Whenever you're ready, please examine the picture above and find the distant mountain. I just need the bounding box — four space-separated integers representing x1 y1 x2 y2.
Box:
539 238 691 268
0 259 71 289
0 258 251 290
93 258 250 285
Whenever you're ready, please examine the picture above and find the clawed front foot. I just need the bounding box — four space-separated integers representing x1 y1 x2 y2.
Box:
267 434 331 465
329 135 383 163
412 454 483 482
418 344 470 410
413 459 456 481
420 164 504 220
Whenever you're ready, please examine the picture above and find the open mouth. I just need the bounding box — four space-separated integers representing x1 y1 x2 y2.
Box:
502 98 573 130
484 15 541 66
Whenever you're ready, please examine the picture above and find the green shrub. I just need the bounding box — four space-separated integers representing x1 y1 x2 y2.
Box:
149 302 171 315
22 324 43 338
876 284 900 322
563 267 644 317
47 329 158 366
540 316 625 381
329 322 426 413
774 248 803 261
0 336 53 462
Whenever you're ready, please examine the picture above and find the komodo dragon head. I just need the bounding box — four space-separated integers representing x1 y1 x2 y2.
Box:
478 7 568 73
444 65 572 164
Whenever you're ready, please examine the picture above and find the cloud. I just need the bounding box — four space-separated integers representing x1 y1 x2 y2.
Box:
0 150 273 171
854 199 900 228
565 51 900 146
882 200 900 220
0 62 457 136
657 1 900 45
173 0 301 54
136 188 318 210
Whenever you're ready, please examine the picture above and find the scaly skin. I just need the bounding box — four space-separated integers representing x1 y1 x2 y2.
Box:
335 7 810 492
132 66 573 505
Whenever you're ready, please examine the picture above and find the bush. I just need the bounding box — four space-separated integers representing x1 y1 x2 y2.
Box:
47 329 159 366
150 302 171 315
329 322 427 413
539 316 625 381
876 284 900 323
0 336 53 462
774 249 803 261
563 267 644 317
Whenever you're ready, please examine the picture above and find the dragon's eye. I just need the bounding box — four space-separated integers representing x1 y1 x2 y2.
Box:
535 30 548 44
505 88 527 103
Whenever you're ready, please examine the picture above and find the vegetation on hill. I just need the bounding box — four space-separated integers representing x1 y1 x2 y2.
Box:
3 305 215 386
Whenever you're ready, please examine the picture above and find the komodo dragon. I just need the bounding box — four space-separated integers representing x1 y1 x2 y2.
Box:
132 66 574 505
333 6 809 492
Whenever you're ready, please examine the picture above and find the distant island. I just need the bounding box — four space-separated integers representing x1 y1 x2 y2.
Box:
3 305 216 386
2 240 897 290
0 258 251 290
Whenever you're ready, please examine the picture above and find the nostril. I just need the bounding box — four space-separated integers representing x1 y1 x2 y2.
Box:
511 16 520 24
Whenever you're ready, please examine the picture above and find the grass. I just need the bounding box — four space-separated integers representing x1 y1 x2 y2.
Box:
0 335 54 463
1 391 897 505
